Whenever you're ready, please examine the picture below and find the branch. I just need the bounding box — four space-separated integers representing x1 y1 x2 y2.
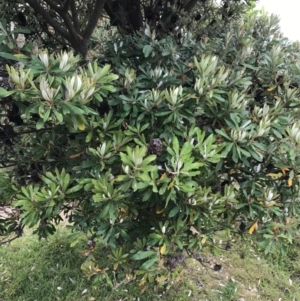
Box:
58 0 80 39
104 0 121 26
16 127 53 135
70 0 80 32
63 0 72 11
0 224 24 246
60 7 81 40
25 0 71 41
0 162 19 168
184 0 205 13
42 0 61 11
0 234 20 246
83 0 106 38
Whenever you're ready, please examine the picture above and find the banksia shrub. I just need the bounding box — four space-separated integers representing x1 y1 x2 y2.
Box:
1 7 300 285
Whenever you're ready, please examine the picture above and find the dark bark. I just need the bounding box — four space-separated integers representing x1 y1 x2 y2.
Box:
24 0 70 41
124 0 143 31
24 0 106 58
104 1 120 26
22 0 253 56
184 0 206 12
83 0 106 37
70 0 80 32
104 0 143 33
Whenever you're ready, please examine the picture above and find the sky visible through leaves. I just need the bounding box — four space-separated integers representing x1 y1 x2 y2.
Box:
258 0 300 41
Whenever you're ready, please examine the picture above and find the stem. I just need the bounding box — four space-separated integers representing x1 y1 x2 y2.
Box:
25 0 70 40
83 0 106 38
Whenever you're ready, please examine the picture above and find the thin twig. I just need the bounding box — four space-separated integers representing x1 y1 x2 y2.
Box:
0 234 19 246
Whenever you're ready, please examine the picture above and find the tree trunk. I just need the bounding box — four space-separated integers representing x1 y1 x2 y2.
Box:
70 36 89 58
105 0 143 33
124 0 143 31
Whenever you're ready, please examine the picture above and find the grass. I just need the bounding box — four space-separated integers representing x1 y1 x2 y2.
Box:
1 227 300 301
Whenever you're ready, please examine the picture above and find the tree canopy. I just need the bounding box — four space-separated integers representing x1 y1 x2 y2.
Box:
3 0 256 57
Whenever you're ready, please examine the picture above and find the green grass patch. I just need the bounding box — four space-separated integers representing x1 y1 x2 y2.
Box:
0 228 198 301
1 229 300 301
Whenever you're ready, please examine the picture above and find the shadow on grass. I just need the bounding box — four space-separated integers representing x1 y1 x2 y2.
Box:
0 228 195 301
1 228 300 301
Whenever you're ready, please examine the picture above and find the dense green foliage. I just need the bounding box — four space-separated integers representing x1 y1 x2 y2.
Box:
2 0 255 57
2 0 300 287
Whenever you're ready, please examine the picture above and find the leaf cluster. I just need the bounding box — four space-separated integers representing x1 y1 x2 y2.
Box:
2 5 300 286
